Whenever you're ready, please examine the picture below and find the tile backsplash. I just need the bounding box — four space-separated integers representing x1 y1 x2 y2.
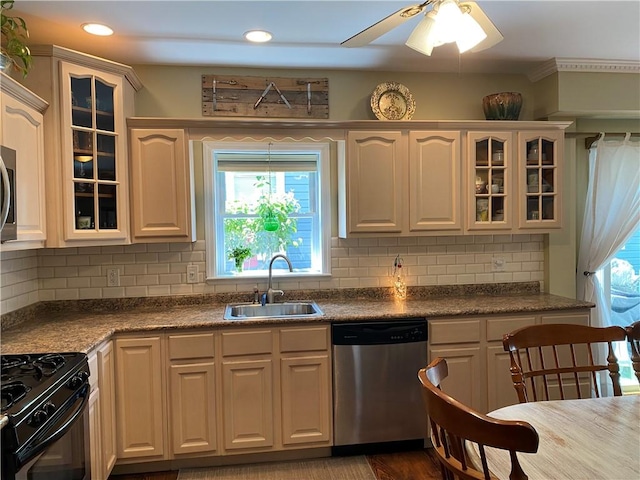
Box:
1 234 544 315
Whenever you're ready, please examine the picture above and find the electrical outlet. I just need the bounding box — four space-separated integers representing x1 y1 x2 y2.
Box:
491 256 506 272
106 267 120 287
187 264 198 284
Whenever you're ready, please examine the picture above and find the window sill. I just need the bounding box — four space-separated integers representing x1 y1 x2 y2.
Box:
205 272 332 284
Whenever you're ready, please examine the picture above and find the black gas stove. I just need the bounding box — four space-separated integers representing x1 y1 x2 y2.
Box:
1 352 90 479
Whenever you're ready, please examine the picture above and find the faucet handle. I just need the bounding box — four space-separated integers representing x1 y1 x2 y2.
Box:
273 289 284 298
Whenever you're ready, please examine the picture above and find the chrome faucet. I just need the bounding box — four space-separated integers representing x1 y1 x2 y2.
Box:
264 254 293 304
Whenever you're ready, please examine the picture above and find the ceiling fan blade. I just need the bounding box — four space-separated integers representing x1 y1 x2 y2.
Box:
341 3 428 48
463 1 504 52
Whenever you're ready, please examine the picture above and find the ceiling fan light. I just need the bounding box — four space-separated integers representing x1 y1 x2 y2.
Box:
456 12 487 53
405 12 439 56
433 0 464 44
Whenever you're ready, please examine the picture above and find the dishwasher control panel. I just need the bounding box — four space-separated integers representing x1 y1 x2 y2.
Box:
332 319 427 345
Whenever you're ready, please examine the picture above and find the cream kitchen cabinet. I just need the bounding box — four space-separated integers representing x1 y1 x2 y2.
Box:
87 340 116 480
220 324 333 454
220 328 275 452
340 122 569 237
88 385 103 480
114 335 166 462
340 131 406 235
466 131 514 232
168 332 218 456
97 340 117 476
279 326 332 446
517 130 564 230
0 73 48 250
339 130 462 237
129 128 196 243
428 309 590 414
428 318 485 411
19 45 142 247
466 129 564 233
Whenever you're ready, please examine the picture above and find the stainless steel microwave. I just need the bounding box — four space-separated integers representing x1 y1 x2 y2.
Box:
0 145 17 243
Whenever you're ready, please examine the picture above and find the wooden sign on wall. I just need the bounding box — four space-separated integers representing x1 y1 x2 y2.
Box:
202 75 329 118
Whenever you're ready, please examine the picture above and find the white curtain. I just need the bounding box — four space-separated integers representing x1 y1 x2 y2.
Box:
577 133 640 328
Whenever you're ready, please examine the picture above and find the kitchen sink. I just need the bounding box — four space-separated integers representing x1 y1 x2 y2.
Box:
223 301 324 320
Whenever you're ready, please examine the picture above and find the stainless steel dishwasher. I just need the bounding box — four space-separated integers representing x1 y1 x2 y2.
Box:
332 319 428 454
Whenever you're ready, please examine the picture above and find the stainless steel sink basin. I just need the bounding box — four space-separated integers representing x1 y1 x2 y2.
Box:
224 301 324 320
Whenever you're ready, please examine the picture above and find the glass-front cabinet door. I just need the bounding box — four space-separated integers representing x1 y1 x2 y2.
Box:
517 131 563 230
61 62 129 242
466 132 513 231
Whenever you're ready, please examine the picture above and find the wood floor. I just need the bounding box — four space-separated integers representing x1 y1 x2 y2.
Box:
108 448 442 480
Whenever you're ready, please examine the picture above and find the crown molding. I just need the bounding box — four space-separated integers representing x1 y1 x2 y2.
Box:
0 72 49 112
528 58 640 82
29 45 143 91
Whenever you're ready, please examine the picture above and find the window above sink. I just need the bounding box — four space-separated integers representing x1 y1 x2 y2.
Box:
202 140 332 281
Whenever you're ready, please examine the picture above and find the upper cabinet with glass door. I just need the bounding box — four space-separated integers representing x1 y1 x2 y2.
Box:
517 131 563 230
63 62 128 242
466 131 514 232
20 46 142 247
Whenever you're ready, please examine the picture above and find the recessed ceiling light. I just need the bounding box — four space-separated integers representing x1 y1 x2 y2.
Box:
244 30 272 43
82 23 114 36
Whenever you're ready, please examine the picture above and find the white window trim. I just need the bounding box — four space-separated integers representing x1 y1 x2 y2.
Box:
202 139 332 281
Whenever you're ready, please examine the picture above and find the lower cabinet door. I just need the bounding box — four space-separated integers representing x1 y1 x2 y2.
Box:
280 355 332 446
89 387 103 480
170 362 217 455
98 341 117 477
429 345 484 412
222 359 274 451
115 337 165 459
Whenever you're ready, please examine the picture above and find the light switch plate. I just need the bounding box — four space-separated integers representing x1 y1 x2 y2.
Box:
187 264 198 284
106 267 120 287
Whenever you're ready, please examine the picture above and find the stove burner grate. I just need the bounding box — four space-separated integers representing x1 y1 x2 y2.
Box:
1 381 32 411
1 353 67 383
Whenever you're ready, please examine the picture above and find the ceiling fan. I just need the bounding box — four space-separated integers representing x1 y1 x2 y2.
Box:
341 0 503 55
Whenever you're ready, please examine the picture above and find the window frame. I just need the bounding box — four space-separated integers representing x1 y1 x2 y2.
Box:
202 140 332 281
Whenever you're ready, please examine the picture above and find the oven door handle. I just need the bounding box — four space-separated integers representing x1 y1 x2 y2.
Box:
0 155 10 230
16 383 90 470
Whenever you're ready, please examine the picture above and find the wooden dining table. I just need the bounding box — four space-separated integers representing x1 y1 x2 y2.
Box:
478 395 640 480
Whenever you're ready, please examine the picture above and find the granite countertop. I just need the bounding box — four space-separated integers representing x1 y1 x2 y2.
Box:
0 283 594 355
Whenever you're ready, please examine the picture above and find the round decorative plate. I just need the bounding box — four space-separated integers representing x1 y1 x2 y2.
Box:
370 82 416 120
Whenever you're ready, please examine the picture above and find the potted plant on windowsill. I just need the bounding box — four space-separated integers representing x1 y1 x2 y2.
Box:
228 246 252 273
1 0 33 77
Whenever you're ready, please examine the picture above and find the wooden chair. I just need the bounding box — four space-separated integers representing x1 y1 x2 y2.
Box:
502 323 627 403
626 321 640 384
418 358 539 480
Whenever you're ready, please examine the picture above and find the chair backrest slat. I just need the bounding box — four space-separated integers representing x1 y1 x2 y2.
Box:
503 323 626 403
419 358 539 480
626 321 640 384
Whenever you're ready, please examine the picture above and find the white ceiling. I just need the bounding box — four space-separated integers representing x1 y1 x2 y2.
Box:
12 0 640 75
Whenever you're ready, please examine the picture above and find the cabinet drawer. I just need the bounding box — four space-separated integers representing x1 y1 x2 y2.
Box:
429 319 481 344
280 326 329 353
222 330 273 357
486 316 536 342
540 311 590 326
168 332 215 359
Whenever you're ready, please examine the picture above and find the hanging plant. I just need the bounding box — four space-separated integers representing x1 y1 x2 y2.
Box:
228 246 252 272
1 0 33 77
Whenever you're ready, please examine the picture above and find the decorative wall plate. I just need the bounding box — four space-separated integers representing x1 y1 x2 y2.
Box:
370 82 416 120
